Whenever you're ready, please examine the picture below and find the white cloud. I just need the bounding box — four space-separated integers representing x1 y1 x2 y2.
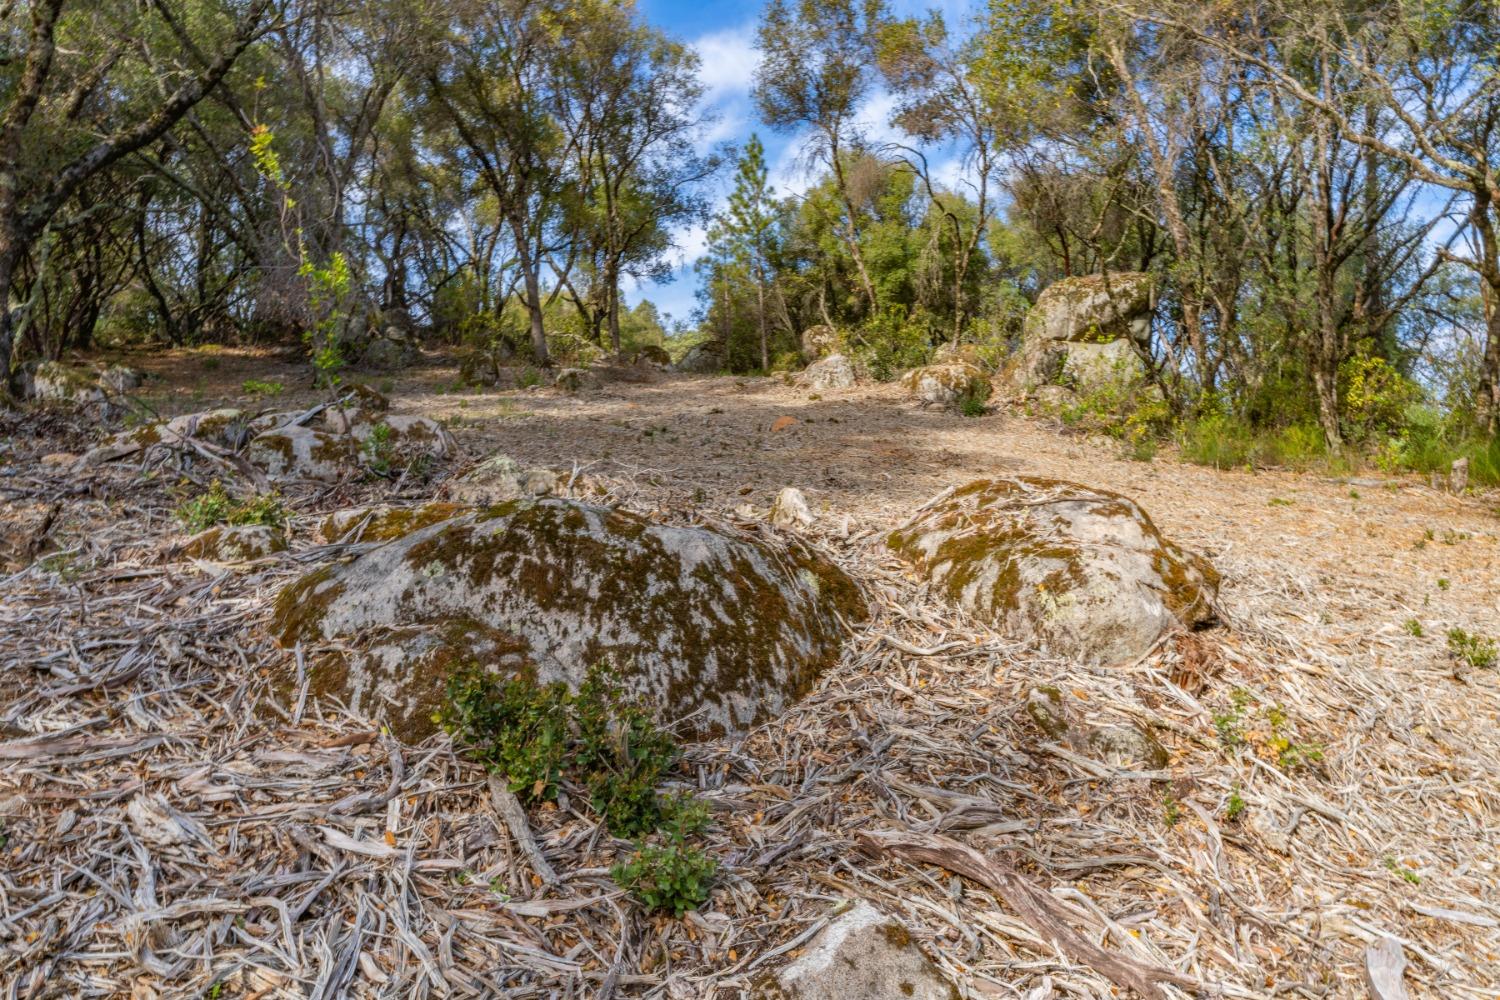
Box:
692 24 759 104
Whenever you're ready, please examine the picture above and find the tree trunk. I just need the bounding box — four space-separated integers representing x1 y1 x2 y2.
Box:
607 261 622 355
511 213 549 365
1479 287 1500 436
756 271 768 371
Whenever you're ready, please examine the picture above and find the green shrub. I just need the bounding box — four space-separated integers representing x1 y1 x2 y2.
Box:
1447 628 1497 670
362 422 394 476
518 366 543 389
1340 354 1420 441
1178 414 1255 469
441 667 572 801
610 841 718 917
175 480 287 533
242 379 284 397
852 307 932 382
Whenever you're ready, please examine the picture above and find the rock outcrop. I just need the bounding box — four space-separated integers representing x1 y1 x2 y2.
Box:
1010 272 1156 400
799 325 841 361
754 901 955 1000
798 354 857 391
675 341 724 374
444 453 562 505
272 500 865 740
902 362 991 411
31 362 107 407
889 477 1218 664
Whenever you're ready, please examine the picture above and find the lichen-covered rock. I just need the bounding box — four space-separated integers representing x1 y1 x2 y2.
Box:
553 367 602 393
902 363 990 411
343 382 390 412
632 344 672 366
888 478 1219 664
245 426 358 482
754 901 956 1000
445 453 562 505
675 341 724 374
799 325 841 361
174 524 288 563
1087 723 1169 769
163 408 252 450
359 334 417 370
272 500 866 740
350 414 457 465
99 365 145 392
316 503 469 544
1023 272 1155 344
32 362 105 406
1011 273 1156 397
799 354 857 391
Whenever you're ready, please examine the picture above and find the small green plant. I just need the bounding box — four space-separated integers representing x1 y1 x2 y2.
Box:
1225 786 1246 821
1268 497 1294 507
440 661 717 914
1264 704 1324 770
518 366 543 389
242 379 284 397
362 422 395 476
1436 577 1451 591
1212 688 1253 750
1348 488 1360 500
610 840 718 917
1162 792 1181 828
957 385 988 418
1383 855 1422 885
201 356 221 372
175 480 288 533
1404 618 1424 637
1446 628 1497 669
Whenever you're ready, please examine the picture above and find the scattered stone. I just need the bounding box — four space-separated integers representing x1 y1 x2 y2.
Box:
174 524 288 563
0 500 61 571
754 900 955 1000
902 362 991 411
799 353 857 391
1087 723 1169 769
31 361 105 407
799 324 841 361
271 499 866 740
888 477 1219 664
770 487 814 529
1024 685 1073 741
245 426 358 482
1450 457 1469 494
445 453 562 505
675 340 724 374
554 367 602 393
98 365 145 392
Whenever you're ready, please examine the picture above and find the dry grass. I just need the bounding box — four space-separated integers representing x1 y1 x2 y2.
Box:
1 352 1497 998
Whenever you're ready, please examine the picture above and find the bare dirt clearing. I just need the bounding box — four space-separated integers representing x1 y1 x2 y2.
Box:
3 350 1498 998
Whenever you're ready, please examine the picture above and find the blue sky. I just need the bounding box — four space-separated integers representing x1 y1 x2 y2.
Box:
626 0 979 326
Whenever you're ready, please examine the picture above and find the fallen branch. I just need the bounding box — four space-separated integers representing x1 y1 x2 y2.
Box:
856 828 1200 1000
488 774 562 890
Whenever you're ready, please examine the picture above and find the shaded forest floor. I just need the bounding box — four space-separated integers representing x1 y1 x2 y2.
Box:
3 345 1498 998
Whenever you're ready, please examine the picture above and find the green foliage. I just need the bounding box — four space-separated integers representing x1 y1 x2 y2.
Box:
610 840 718 917
440 662 716 914
1383 855 1422 886
1225 786 1246 821
242 379 284 397
1446 628 1497 670
362 422 395 476
518 367 543 389
853 306 933 381
1404 618 1424 637
1178 417 1329 472
175 480 287 533
1340 354 1421 442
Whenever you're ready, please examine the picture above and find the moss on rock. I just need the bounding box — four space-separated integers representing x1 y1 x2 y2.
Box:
272 500 867 740
888 477 1218 664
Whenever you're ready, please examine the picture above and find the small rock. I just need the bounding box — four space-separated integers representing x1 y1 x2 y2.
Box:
755 900 953 1000
246 426 358 482
98 365 145 392
1450 457 1469 495
1086 723 1169 769
770 415 798 433
174 524 288 563
902 362 990 411
445 453 561 504
770 487 814 529
0 500 61 571
799 353 857 390
554 368 602 393
1024 686 1073 741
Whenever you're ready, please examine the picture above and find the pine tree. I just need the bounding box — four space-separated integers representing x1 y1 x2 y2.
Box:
709 135 778 370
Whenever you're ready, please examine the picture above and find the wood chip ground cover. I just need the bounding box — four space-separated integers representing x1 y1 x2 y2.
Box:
2 352 1498 998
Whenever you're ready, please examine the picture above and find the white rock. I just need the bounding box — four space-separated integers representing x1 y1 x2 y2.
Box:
770 487 814 529
757 901 954 1000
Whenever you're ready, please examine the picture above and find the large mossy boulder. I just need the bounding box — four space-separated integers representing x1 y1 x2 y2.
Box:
799 324 841 361
902 362 991 411
798 353 857 391
674 341 724 374
1011 273 1156 397
272 500 866 740
888 478 1218 664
